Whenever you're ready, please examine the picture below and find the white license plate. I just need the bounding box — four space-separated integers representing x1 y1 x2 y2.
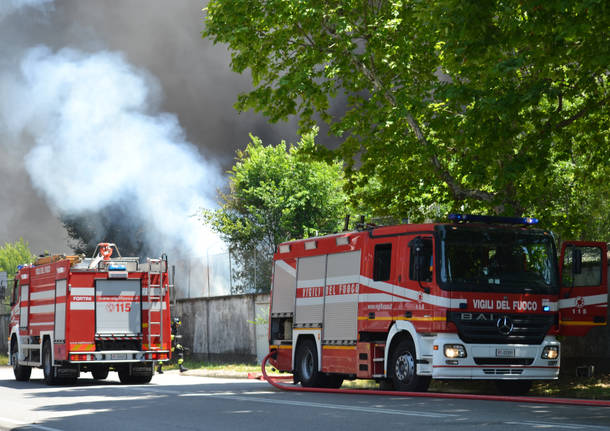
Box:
496 348 515 357
110 354 128 360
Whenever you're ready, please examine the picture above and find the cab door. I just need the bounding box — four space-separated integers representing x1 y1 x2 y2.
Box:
394 235 435 331
559 241 608 336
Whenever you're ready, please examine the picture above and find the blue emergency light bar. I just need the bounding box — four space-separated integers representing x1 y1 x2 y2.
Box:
448 214 539 225
108 264 126 271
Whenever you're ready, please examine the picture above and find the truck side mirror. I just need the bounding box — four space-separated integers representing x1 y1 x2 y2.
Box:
572 248 583 275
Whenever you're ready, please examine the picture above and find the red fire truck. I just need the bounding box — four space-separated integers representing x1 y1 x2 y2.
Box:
8 243 172 385
268 215 608 394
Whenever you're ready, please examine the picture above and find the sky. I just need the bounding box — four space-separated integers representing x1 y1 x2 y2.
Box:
0 0 299 258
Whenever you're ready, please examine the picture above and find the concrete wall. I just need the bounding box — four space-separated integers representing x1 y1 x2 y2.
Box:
173 294 269 364
0 314 8 355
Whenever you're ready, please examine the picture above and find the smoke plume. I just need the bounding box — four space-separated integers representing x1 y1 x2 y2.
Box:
0 5 226 260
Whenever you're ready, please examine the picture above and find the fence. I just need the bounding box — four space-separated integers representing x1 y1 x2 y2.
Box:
172 250 271 299
0 314 8 355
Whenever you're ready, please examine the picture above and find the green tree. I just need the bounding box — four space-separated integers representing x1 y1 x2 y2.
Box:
0 238 34 276
204 0 609 240
203 129 348 293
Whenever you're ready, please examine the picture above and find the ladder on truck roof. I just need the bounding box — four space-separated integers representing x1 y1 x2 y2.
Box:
146 257 166 351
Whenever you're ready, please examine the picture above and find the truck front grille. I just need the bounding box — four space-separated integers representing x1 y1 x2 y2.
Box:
447 312 554 345
473 357 534 366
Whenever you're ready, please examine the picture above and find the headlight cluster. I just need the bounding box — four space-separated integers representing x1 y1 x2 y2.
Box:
541 345 559 359
444 344 467 358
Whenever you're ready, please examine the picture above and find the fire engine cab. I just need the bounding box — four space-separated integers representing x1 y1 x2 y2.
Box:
8 243 172 385
268 215 608 394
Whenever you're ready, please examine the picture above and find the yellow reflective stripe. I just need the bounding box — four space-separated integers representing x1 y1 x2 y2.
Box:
397 316 446 322
70 344 95 351
269 345 292 350
559 321 606 326
322 345 356 350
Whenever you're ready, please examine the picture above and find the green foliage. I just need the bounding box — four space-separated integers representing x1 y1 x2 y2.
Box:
203 128 348 293
0 238 34 276
204 0 609 240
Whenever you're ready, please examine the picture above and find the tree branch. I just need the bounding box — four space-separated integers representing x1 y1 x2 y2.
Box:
320 19 496 203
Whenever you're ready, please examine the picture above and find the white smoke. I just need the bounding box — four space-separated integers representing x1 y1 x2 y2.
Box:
0 45 226 258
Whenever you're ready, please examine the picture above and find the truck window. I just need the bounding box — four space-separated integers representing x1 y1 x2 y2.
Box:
562 245 602 287
410 238 433 282
373 243 392 281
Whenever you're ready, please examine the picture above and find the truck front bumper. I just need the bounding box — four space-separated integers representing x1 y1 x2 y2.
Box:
68 350 170 363
429 333 560 380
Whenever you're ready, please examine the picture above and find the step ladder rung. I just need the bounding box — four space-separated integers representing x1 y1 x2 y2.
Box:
146 257 166 350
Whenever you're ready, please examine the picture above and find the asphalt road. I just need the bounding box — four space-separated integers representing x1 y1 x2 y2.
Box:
0 367 609 431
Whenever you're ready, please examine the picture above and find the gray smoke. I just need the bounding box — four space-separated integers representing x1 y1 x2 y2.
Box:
0 0 306 275
2 44 226 257
0 2 228 259
0 0 52 20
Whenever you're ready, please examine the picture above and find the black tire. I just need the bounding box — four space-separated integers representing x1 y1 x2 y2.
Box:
323 374 344 389
11 341 32 382
495 380 532 396
296 339 323 388
91 366 109 380
42 341 59 386
118 367 153 384
389 339 431 392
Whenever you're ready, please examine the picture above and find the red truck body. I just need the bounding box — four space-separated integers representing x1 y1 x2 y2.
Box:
8 244 172 384
268 217 608 393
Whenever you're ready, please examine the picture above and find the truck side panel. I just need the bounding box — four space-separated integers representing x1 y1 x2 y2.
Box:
295 255 325 326
53 278 68 361
29 264 56 336
68 272 96 352
271 258 297 315
95 278 141 335
323 251 360 342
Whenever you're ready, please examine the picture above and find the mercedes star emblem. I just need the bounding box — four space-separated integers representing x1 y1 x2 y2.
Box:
497 315 514 336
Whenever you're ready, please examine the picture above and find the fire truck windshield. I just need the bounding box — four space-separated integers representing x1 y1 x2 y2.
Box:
439 227 558 294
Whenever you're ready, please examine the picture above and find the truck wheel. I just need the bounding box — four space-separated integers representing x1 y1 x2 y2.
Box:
11 341 31 382
42 341 59 386
389 339 430 392
495 380 532 396
91 366 109 380
296 339 323 387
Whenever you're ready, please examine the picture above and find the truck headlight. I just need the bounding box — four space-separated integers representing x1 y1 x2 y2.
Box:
444 344 467 358
541 345 559 359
